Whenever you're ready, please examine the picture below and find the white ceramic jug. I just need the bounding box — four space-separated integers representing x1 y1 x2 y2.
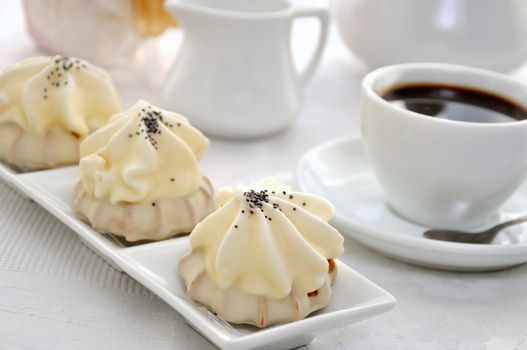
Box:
332 0 527 72
163 0 328 138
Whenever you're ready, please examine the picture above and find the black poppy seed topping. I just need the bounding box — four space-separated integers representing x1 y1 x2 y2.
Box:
170 178 175 182
302 202 306 206
242 188 296 219
243 190 269 214
43 56 86 100
234 225 238 229
152 202 156 206
128 106 174 150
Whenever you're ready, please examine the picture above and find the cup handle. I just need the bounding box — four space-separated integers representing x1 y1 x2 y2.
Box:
292 5 329 86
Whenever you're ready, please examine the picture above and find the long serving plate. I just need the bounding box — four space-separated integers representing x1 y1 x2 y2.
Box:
0 162 396 350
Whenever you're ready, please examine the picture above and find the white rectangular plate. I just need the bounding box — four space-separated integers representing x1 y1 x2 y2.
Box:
0 163 396 350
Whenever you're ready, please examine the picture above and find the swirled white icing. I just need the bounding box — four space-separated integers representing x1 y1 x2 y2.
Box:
0 56 120 137
188 178 344 299
79 100 209 204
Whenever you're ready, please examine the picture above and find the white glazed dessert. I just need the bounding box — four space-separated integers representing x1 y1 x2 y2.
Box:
0 56 120 170
179 179 344 328
75 100 214 242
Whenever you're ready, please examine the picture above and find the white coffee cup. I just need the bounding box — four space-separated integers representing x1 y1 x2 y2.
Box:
360 63 527 229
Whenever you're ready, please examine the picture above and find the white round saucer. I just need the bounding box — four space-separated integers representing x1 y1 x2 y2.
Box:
297 136 527 271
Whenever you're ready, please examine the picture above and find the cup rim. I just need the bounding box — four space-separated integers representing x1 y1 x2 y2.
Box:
362 62 527 128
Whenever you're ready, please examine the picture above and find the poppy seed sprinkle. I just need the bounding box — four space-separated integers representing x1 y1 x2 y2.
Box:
137 108 168 149
243 189 269 212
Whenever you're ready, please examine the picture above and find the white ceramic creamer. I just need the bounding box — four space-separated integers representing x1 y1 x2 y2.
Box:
163 0 328 138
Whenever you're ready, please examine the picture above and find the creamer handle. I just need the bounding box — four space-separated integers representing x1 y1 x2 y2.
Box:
292 5 329 85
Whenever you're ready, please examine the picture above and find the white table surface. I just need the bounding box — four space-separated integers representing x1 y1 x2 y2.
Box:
1 2 527 350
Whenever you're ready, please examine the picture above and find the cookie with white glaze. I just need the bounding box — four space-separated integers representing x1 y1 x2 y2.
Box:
179 179 344 327
0 56 120 170
75 100 214 241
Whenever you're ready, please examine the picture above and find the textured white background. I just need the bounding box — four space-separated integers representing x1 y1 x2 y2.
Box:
1 1 527 349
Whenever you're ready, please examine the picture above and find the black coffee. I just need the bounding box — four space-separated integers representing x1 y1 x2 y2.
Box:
381 84 527 123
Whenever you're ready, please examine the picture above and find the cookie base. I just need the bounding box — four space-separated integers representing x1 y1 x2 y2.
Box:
74 177 215 241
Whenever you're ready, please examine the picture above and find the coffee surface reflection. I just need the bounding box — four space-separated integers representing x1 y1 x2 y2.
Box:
382 84 527 123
